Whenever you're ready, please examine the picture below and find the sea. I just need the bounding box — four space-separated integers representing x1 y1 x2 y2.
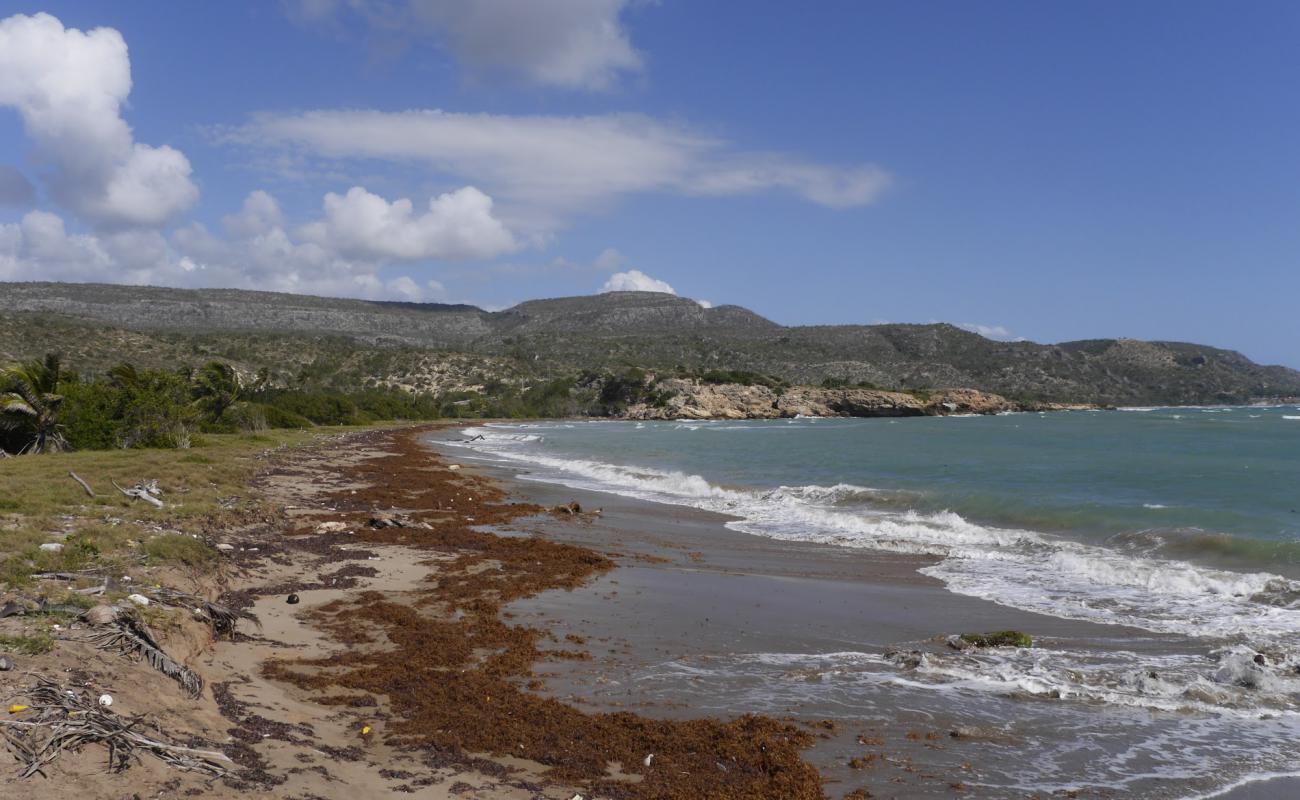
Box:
448 406 1300 798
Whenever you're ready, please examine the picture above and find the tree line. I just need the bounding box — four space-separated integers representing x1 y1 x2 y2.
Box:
0 355 688 455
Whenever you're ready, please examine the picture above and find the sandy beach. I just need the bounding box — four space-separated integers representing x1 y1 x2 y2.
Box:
7 421 1296 799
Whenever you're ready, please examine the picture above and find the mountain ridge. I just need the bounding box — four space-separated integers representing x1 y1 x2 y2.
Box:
2 281 1297 406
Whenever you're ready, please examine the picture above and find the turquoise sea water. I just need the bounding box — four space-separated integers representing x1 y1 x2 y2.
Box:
451 407 1300 796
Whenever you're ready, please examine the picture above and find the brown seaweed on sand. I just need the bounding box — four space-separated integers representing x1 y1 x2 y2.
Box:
260 428 825 800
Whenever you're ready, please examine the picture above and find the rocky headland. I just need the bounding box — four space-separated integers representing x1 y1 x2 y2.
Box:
620 378 1095 420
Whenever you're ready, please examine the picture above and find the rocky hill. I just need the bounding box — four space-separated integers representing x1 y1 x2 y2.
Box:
2 281 1297 406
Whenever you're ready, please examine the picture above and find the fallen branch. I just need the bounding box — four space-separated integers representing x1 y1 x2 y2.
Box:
111 479 164 509
67 471 95 498
0 680 228 779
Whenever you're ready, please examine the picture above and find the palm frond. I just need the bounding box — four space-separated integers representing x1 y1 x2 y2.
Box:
84 613 204 698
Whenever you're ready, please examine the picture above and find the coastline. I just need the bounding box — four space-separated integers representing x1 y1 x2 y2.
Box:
433 418 1300 799
6 418 1296 798
429 426 1183 799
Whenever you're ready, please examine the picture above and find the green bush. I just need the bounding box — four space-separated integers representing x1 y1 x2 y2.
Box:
256 403 313 429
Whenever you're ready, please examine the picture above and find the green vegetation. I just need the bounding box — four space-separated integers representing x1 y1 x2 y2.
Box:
5 284 1300 406
692 369 788 391
1 353 69 454
959 630 1033 648
142 533 217 568
0 630 54 655
1 354 467 454
0 424 348 590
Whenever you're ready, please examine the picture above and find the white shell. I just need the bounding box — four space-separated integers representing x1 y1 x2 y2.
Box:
98 694 113 707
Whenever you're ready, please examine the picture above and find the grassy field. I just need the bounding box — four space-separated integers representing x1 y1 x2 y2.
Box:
0 424 410 595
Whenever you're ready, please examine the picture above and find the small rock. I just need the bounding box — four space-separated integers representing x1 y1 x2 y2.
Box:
39 542 64 553
126 594 150 607
447 464 461 471
0 655 14 671
215 543 236 552
286 594 300 605
315 521 348 534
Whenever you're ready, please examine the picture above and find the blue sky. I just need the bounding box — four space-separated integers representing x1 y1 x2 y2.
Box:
1 2 1298 367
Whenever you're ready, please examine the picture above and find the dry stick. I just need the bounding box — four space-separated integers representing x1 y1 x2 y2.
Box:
0 682 230 778
111 479 164 509
68 471 95 497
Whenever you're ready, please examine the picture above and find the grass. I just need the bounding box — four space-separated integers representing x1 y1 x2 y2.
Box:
0 423 422 590
0 428 326 520
0 630 55 655
142 533 217 568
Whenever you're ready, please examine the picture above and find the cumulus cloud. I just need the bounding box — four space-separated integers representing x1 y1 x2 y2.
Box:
696 299 713 309
0 189 478 302
958 322 1026 342
0 13 198 228
298 185 517 261
600 269 675 294
225 109 892 229
291 0 642 90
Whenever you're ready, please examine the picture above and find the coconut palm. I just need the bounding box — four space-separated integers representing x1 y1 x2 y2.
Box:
190 361 242 422
0 353 69 454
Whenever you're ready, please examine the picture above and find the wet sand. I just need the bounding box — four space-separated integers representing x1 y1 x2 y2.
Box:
433 433 1220 799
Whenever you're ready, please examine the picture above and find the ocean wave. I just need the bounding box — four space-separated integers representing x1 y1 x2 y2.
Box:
446 426 1300 643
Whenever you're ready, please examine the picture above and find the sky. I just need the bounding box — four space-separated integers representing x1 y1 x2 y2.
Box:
1 1 1298 367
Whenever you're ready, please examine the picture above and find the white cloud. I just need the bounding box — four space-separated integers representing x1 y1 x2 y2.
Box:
0 191 475 303
0 13 198 228
696 299 713 309
298 185 517 261
958 322 1026 342
222 189 285 239
600 269 675 294
226 109 891 229
291 0 643 90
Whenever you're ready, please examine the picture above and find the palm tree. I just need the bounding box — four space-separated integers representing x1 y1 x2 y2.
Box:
191 361 242 422
0 353 69 454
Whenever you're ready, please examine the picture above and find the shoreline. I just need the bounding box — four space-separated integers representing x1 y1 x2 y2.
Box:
431 425 1169 798
435 420 1300 799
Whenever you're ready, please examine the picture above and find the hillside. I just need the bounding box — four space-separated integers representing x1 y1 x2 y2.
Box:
2 281 1298 405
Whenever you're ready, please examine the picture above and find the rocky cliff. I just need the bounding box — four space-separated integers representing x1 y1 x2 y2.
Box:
620 379 1049 420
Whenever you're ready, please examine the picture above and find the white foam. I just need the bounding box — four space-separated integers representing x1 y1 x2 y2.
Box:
447 424 1300 644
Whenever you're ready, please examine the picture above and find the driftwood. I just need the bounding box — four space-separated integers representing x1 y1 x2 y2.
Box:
0 680 228 778
67 471 95 498
83 612 203 698
111 479 164 509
